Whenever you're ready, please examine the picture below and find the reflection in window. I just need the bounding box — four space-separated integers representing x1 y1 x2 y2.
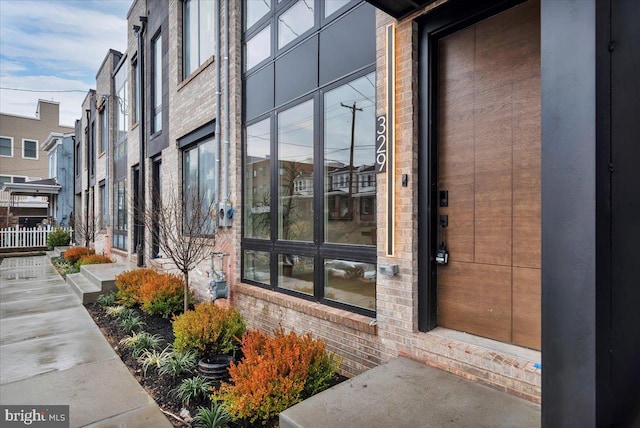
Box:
278 100 313 242
113 178 127 250
244 250 271 284
245 0 270 29
152 34 163 133
246 24 270 71
115 61 128 159
324 72 376 245
244 118 271 239
183 138 216 235
324 259 376 310
184 0 215 77
278 0 315 49
325 0 350 17
279 254 313 295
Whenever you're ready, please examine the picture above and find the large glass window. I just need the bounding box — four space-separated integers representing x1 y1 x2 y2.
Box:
152 34 163 133
0 137 13 157
183 137 216 235
278 0 315 49
278 99 313 242
245 0 270 29
244 118 271 239
114 62 128 160
22 139 38 159
324 72 376 245
113 178 128 250
241 2 377 316
184 0 215 77
245 24 270 71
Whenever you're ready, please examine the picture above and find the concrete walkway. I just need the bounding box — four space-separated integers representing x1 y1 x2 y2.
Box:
281 356 541 428
0 256 172 428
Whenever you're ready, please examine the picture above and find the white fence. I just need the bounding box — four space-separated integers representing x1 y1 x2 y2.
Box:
0 226 73 250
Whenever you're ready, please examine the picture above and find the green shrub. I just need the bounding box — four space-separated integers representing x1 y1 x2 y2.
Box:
172 376 213 405
105 305 134 319
214 328 341 425
193 402 232 428
159 349 197 377
114 268 158 307
138 346 173 376
173 302 246 357
119 332 164 358
46 228 70 250
120 315 145 334
96 293 117 307
52 257 79 275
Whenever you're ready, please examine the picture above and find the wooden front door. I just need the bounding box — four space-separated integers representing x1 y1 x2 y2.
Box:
436 0 541 349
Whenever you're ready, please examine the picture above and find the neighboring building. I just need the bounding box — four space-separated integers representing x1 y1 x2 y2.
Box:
73 0 640 425
41 132 75 226
0 100 74 227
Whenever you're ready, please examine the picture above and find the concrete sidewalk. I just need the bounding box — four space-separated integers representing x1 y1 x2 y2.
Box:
0 255 172 428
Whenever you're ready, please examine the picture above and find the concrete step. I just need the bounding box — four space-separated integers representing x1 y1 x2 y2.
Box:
66 272 102 304
280 357 540 428
67 262 137 304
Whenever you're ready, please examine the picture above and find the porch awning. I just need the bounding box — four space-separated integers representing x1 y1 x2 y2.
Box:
365 0 438 19
1 178 61 196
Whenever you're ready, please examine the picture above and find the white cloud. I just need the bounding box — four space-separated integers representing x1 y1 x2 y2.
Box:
0 0 130 126
0 75 91 127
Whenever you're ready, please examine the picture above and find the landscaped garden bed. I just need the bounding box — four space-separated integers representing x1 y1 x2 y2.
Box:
85 268 346 427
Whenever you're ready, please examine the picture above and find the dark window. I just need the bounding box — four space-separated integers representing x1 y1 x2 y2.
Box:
183 0 215 77
152 33 163 133
23 139 38 159
99 181 107 230
75 141 81 175
183 137 216 235
13 176 26 183
113 178 128 250
0 137 12 157
99 110 107 153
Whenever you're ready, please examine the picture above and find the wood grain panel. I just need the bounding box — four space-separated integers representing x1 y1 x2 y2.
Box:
513 77 541 268
474 84 512 266
474 0 541 94
512 267 541 349
438 262 512 342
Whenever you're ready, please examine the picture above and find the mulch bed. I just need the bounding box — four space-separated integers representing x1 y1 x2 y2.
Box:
86 303 348 427
86 304 201 426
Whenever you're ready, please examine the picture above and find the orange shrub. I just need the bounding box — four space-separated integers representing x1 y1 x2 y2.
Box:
115 268 159 307
77 254 114 266
63 246 93 264
214 328 340 425
139 272 185 318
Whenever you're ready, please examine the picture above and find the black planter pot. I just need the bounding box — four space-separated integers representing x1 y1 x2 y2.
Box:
198 355 234 382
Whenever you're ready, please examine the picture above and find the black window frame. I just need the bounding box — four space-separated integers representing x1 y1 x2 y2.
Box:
241 0 377 317
182 0 216 79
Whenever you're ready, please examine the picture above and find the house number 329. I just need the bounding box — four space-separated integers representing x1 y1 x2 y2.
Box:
376 115 387 173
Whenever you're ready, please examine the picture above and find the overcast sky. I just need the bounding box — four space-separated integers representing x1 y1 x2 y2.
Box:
0 0 131 127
